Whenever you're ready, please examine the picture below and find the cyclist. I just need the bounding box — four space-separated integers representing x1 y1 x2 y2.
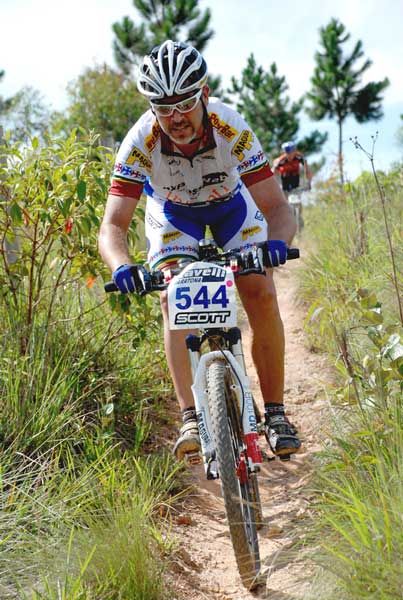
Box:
273 141 312 193
98 40 301 461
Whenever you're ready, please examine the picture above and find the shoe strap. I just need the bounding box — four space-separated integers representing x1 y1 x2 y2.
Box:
268 414 288 426
180 420 199 435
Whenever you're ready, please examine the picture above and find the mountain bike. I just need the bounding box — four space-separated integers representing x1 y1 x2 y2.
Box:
105 239 299 589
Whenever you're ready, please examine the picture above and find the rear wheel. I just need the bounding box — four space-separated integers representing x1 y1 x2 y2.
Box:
207 359 260 589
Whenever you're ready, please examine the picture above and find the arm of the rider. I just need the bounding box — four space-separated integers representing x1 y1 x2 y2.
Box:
98 192 141 271
247 176 297 245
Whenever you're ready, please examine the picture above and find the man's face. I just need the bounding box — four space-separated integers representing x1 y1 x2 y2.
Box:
151 86 208 145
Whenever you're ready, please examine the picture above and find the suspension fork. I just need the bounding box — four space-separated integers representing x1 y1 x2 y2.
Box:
187 338 262 474
227 328 262 469
186 335 218 478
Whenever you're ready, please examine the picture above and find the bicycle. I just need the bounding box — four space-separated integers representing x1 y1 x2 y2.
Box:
105 239 299 589
286 184 311 235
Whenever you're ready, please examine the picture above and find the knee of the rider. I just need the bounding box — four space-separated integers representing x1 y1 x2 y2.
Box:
246 284 278 309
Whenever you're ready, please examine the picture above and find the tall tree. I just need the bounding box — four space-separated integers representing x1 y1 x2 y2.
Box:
113 0 213 72
228 55 327 160
51 64 148 146
306 18 389 183
1 86 50 142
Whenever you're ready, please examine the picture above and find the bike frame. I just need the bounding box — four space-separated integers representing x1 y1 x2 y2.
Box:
104 240 299 481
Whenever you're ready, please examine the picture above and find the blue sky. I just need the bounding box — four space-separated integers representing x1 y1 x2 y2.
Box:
1 0 402 179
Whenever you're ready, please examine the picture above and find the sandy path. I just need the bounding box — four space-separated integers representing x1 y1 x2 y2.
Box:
168 258 333 600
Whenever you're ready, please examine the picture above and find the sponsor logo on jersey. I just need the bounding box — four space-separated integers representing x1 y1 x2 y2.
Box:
126 146 152 171
202 171 228 186
237 151 265 172
163 182 186 193
255 210 264 222
146 214 163 230
150 245 196 265
241 225 262 240
162 231 182 244
114 162 144 180
209 113 237 141
145 122 160 152
232 129 253 161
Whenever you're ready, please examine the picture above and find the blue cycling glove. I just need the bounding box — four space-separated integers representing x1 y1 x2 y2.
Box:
266 240 287 267
112 264 138 293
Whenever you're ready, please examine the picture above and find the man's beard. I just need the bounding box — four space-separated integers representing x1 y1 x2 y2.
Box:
167 122 195 145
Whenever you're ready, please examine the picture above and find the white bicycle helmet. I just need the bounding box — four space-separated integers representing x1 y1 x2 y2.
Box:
137 40 208 101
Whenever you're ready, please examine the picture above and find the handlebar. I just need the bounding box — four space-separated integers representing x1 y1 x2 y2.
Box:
285 247 300 260
104 241 300 295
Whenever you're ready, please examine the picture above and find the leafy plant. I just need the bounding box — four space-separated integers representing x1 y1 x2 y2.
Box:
0 131 139 338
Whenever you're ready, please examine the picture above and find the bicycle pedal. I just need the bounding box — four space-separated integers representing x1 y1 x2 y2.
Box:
184 452 202 466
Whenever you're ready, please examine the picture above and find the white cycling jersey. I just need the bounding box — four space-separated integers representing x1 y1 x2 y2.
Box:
110 97 271 205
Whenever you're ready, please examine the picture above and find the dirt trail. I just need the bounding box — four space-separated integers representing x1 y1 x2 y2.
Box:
169 258 334 600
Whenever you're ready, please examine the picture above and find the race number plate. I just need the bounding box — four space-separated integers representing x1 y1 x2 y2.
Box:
167 261 237 330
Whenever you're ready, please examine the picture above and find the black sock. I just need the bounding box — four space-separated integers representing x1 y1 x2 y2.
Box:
182 407 196 424
264 403 285 421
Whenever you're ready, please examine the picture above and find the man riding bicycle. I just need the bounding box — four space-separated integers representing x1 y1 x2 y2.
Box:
273 141 312 193
98 40 301 461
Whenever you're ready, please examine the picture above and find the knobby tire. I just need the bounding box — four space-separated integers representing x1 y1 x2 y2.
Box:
207 359 260 589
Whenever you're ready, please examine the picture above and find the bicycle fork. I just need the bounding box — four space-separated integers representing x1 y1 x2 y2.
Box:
186 330 263 478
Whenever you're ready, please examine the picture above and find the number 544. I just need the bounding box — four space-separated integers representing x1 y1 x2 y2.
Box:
175 285 230 309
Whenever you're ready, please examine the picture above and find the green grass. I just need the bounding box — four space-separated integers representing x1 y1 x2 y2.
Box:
0 281 179 598
311 398 403 600
0 450 181 599
298 170 403 599
0 134 183 598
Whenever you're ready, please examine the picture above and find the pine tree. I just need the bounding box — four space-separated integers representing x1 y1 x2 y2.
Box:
306 18 389 183
229 55 327 160
112 0 213 72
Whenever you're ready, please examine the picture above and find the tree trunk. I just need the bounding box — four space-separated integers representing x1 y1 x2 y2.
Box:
338 118 344 185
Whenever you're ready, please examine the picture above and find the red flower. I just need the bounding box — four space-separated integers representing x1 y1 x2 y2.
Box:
64 218 73 234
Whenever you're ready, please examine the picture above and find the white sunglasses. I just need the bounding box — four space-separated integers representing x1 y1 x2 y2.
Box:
151 89 202 117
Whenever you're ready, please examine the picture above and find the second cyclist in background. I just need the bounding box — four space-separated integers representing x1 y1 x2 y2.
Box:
273 141 312 193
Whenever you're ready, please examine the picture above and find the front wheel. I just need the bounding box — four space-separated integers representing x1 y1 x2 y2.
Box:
207 360 260 589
